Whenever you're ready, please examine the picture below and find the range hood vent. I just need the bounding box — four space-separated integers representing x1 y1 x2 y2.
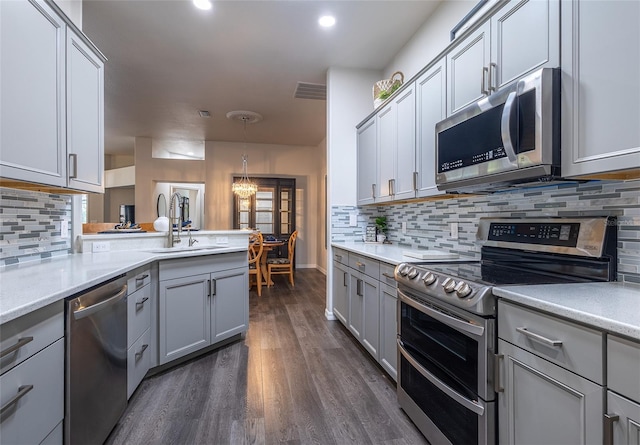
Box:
294 82 326 100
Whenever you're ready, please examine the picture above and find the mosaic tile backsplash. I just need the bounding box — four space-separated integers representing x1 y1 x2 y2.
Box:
332 179 640 284
0 187 72 266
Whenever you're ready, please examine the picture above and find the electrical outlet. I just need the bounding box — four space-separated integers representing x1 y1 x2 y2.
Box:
349 214 358 227
450 222 459 240
92 241 110 253
401 221 407 234
215 236 229 245
60 220 69 238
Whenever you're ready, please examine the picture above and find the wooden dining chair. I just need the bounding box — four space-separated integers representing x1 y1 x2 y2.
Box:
248 232 264 296
267 230 298 287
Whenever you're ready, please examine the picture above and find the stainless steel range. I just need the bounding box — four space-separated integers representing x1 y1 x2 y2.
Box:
395 217 617 445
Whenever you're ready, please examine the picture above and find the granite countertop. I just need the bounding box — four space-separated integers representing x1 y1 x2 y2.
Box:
331 242 466 265
0 246 246 325
494 281 640 341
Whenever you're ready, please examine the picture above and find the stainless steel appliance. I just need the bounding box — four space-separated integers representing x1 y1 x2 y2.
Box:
65 276 128 445
435 68 560 193
395 217 617 445
119 204 135 224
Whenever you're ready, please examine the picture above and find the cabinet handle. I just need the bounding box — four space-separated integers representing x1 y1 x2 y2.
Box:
0 385 34 415
343 272 347 287
211 278 217 296
516 327 563 347
371 184 376 199
604 413 619 445
413 172 418 191
136 274 149 282
494 353 504 393
356 279 362 296
481 66 489 96
382 272 395 280
0 336 33 358
135 296 149 309
489 62 497 92
69 153 78 179
335 254 342 261
388 179 395 196
135 344 149 360
355 261 365 270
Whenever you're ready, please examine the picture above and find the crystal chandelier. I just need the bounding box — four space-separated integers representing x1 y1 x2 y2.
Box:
232 154 258 198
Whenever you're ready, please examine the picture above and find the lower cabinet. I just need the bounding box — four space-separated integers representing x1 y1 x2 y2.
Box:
379 282 398 381
126 266 152 398
350 271 379 359
606 335 640 444
158 252 248 365
606 391 640 445
332 261 349 325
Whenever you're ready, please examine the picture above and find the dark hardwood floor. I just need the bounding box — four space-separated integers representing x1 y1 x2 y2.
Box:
106 269 428 444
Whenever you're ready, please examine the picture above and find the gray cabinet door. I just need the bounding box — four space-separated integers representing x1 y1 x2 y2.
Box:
356 117 377 205
0 0 66 187
332 262 349 326
561 0 640 177
376 103 395 202
498 339 603 444
379 282 397 381
393 84 417 201
607 391 640 445
416 59 446 198
361 273 380 359
210 268 248 343
66 27 104 193
348 271 364 341
490 0 559 91
159 273 211 364
447 21 490 115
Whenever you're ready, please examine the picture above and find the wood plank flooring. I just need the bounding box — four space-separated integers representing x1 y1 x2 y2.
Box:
106 269 428 445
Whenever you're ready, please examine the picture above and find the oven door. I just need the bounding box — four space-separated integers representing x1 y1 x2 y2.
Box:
397 287 496 445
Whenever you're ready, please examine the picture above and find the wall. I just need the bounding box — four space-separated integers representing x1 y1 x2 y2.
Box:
0 187 72 266
331 179 640 284
134 137 326 270
53 0 82 29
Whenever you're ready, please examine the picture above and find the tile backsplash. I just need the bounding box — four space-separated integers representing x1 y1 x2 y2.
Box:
332 179 640 283
0 187 72 266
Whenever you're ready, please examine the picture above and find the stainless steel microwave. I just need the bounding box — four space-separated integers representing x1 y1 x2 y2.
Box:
435 67 560 193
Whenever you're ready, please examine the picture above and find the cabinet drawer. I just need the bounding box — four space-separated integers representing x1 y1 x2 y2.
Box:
333 248 348 266
127 283 151 348
0 338 64 445
608 335 640 402
128 267 151 294
498 301 603 384
127 328 151 399
379 262 397 287
160 251 247 281
0 302 63 375
349 253 379 280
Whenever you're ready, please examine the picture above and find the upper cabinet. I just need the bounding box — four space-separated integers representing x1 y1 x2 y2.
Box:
447 0 559 116
0 0 106 193
561 0 640 178
356 118 377 205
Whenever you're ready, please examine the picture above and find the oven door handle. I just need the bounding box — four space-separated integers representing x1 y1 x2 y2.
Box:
398 339 485 416
398 289 484 338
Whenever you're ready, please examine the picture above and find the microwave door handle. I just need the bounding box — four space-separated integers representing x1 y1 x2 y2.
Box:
501 91 518 165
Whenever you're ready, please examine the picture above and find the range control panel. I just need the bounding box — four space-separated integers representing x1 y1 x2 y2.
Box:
487 222 581 247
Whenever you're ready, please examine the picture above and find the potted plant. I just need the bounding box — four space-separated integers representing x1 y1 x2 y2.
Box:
375 216 388 243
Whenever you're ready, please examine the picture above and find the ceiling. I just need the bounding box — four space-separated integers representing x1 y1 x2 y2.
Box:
82 0 443 156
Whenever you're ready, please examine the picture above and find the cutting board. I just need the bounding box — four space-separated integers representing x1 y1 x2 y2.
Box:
402 250 459 260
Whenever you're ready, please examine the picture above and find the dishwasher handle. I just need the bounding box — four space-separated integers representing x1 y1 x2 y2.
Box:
73 285 128 320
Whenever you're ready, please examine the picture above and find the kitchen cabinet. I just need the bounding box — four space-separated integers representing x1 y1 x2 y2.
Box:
379 263 398 381
158 252 248 365
349 269 379 358
356 118 377 205
331 248 349 325
0 302 64 445
415 59 446 198
376 84 416 202
497 301 603 444
606 335 640 445
447 0 559 115
561 0 640 178
126 267 152 399
0 0 106 192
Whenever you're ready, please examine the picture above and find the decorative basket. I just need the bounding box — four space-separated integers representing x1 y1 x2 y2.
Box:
373 71 404 108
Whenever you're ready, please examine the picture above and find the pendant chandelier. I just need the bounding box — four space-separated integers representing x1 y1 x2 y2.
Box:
227 110 263 198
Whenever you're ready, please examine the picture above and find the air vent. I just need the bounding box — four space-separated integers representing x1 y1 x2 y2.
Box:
198 110 211 118
294 82 326 100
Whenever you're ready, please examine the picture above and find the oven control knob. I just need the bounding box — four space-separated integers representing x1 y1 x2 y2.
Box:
455 281 472 298
397 264 407 276
442 277 457 293
423 272 437 286
407 267 419 279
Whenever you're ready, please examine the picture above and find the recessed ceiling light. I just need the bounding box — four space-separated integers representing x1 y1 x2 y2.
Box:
193 0 212 11
198 110 211 118
318 15 336 28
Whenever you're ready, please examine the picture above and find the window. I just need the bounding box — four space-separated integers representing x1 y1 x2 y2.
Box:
233 178 295 240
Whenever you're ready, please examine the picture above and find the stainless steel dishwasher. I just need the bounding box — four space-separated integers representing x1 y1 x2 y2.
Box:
65 275 128 445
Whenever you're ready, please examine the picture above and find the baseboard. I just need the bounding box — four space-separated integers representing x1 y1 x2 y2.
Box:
324 308 337 321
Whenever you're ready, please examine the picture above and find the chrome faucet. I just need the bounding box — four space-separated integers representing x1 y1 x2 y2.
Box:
188 228 198 247
168 192 183 247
